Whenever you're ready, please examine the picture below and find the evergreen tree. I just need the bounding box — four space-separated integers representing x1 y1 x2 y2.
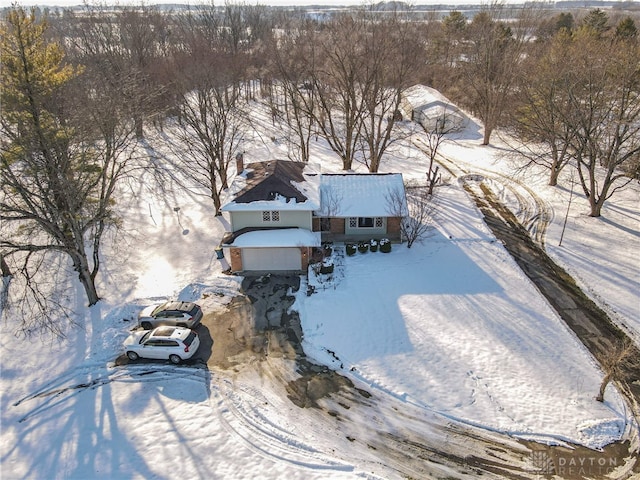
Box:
615 16 638 40
1 7 136 333
555 12 574 32
580 8 610 37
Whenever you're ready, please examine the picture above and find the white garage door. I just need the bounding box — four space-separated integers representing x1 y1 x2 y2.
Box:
242 248 302 271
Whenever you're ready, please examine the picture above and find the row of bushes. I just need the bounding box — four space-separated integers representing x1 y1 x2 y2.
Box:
346 239 391 256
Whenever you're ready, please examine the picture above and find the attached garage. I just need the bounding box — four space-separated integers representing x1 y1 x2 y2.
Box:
225 228 321 273
242 247 302 271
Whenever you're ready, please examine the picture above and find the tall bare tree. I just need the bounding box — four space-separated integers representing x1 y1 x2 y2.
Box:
1 7 137 326
458 5 531 145
61 4 169 139
166 9 248 215
508 30 577 186
268 20 318 163
289 9 420 171
568 33 640 217
310 12 370 170
359 12 420 173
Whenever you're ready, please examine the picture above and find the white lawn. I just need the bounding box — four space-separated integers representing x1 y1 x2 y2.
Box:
1 92 638 479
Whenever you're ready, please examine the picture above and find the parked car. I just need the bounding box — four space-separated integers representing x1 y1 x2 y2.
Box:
124 326 200 364
138 301 203 330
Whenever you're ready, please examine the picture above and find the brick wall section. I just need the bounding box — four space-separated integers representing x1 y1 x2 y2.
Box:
229 248 243 272
300 247 311 270
331 218 345 234
387 217 402 242
313 217 344 235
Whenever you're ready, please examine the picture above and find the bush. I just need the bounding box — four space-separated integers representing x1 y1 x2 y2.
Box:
358 241 369 253
346 243 357 256
319 262 334 274
380 238 391 253
370 239 379 252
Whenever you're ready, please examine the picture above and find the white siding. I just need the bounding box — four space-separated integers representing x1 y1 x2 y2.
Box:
230 210 312 232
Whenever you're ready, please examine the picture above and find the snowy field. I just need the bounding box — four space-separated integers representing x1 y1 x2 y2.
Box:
298 181 628 448
1 92 639 479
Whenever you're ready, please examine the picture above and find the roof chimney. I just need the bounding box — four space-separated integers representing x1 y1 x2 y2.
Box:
236 152 244 174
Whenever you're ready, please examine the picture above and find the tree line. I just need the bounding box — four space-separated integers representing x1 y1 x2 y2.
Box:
0 3 638 333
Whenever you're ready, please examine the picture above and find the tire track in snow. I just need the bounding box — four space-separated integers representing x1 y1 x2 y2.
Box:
13 363 207 423
212 373 360 475
412 138 554 247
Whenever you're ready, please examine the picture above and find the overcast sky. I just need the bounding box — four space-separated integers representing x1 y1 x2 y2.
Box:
6 0 527 9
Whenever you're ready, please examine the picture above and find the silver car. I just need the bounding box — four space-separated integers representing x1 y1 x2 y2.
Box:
138 301 203 330
124 326 200 364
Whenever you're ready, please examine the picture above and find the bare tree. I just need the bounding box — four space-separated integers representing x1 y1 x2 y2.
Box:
565 32 640 217
289 9 421 172
458 5 532 145
387 186 435 248
596 337 639 402
359 11 421 173
419 107 465 194
268 20 318 162
508 31 577 186
170 84 246 215
309 12 370 170
1 7 137 320
60 4 170 139
166 9 248 215
507 19 639 213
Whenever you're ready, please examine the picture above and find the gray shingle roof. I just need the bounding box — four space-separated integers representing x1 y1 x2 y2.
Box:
232 160 308 204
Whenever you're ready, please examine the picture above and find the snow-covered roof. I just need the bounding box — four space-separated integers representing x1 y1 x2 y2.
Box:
222 161 406 217
227 228 321 248
222 160 321 212
401 84 467 126
318 173 406 217
402 84 455 110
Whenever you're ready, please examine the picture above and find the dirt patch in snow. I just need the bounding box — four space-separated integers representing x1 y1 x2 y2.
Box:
199 274 302 368
201 274 363 407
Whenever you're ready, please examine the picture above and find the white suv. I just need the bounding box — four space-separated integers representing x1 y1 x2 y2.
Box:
124 326 200 364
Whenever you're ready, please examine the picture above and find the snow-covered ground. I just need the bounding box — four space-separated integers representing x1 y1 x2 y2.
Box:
298 181 627 448
1 91 638 479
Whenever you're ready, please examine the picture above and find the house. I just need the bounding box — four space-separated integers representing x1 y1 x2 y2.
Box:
313 173 406 244
400 84 467 132
221 158 407 273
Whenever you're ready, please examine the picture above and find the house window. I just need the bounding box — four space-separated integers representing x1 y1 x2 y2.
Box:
350 217 383 229
262 211 280 222
358 217 374 228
